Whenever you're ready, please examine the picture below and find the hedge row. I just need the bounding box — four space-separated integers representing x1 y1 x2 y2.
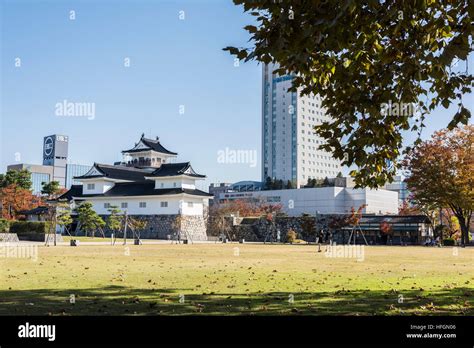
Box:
9 221 52 234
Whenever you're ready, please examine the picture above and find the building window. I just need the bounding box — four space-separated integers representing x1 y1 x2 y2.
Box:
31 173 50 195
188 202 194 208
121 202 128 209
104 203 110 209
87 183 95 190
160 183 164 188
161 201 168 208
173 182 177 187
139 202 146 208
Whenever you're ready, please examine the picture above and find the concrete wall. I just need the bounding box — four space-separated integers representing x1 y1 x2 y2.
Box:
152 176 196 190
345 188 398 214
85 196 205 216
82 179 115 194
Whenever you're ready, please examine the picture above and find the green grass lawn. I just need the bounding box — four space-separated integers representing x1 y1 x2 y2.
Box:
0 243 472 315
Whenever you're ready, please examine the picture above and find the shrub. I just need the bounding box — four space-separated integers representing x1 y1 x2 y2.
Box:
442 238 455 246
287 229 297 244
0 219 9 233
10 221 52 241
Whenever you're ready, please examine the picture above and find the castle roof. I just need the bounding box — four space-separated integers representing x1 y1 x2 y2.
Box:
146 162 206 178
73 163 153 182
122 134 178 155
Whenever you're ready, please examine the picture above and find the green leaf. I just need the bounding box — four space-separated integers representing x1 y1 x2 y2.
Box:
447 107 471 129
223 1 473 188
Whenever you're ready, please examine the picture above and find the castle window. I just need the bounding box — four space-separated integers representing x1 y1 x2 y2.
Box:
121 202 128 209
160 201 168 208
87 183 95 190
139 202 146 208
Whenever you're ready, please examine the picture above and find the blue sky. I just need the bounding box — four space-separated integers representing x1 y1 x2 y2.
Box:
1 0 473 190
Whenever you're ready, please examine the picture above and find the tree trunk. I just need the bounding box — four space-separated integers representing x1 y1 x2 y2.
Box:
461 222 469 246
457 215 469 247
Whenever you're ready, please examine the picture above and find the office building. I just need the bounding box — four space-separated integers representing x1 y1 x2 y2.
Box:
42 134 68 187
262 63 342 188
383 175 410 207
6 163 53 194
6 134 90 194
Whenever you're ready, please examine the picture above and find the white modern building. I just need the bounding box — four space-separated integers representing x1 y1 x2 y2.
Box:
262 63 342 188
60 134 212 240
218 186 398 216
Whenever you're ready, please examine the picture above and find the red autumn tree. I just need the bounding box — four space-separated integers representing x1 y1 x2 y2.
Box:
211 199 283 218
403 125 473 246
327 204 366 231
208 199 283 236
347 204 367 226
380 221 393 235
0 184 42 220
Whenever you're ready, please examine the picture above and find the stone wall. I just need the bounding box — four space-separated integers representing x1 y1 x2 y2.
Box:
231 216 317 242
229 215 424 245
0 233 20 243
230 215 369 243
94 214 208 241
180 215 208 241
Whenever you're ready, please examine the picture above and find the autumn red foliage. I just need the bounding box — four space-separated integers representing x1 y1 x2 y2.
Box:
0 184 43 220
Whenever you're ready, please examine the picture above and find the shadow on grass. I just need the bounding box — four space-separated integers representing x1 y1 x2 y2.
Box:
0 285 472 316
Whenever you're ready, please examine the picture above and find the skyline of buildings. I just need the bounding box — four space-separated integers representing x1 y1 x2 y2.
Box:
4 130 409 209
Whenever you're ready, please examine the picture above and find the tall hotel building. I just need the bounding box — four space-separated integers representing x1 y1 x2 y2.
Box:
262 63 342 188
